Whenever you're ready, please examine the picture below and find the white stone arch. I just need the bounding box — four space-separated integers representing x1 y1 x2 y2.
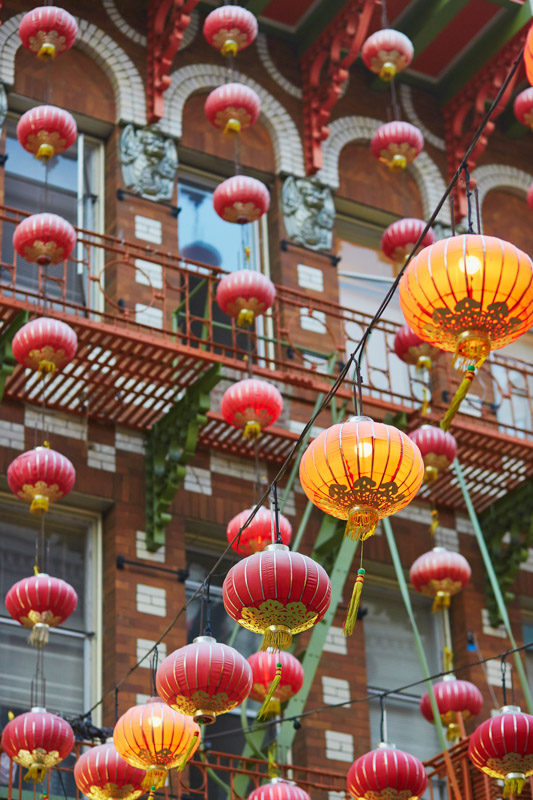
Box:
160 63 305 177
317 115 451 225
0 13 146 125
471 165 533 229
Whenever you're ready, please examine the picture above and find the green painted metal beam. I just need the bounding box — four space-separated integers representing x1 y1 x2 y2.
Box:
397 0 471 57
245 0 274 15
439 1 533 104
0 311 29 404
453 458 533 713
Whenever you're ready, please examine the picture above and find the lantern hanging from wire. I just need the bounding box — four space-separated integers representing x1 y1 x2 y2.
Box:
469 705 533 797
6 572 78 647
221 378 283 440
114 700 201 795
213 176 270 224
299 416 424 542
1 708 74 783
420 676 483 741
381 218 435 263
393 324 438 372
248 650 304 719
347 743 427 800
216 269 275 328
203 5 258 56
156 636 252 724
19 6 78 61
17 105 77 161
370 121 424 171
409 425 457 483
7 446 76 515
205 83 261 135
223 543 331 651
410 547 471 611
514 88 533 129
13 213 77 266
528 183 533 212
361 29 414 81
227 506 292 556
12 317 78 375
248 779 311 800
74 741 147 800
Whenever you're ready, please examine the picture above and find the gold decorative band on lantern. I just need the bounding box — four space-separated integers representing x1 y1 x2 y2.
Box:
243 420 262 440
262 624 292 651
432 591 450 613
504 773 526 798
346 506 379 541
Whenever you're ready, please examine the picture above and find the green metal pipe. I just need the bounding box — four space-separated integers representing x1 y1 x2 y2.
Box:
290 501 314 553
382 517 449 753
453 457 533 713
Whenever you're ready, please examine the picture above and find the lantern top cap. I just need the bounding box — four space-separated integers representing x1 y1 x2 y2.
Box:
265 543 290 553
193 635 217 644
500 705 521 714
105 736 114 744
432 546 447 553
377 741 396 750
443 673 457 683
31 706 46 713
347 415 373 423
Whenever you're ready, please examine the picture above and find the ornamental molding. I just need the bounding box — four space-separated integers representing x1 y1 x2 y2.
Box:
102 0 199 50
317 115 451 224
471 163 533 218
0 13 146 125
256 33 302 99
399 84 445 152
160 63 306 176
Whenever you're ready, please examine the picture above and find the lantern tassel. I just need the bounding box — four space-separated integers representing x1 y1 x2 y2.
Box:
440 366 477 433
504 776 526 798
429 509 439 536
243 421 262 440
343 569 365 637
176 732 200 772
446 722 460 742
257 662 282 721
421 387 430 416
431 591 450 613
24 764 47 784
262 626 292 651
237 309 254 328
29 622 50 648
142 770 166 792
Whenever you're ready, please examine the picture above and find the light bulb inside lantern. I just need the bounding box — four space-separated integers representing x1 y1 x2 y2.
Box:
149 715 163 728
357 441 373 458
457 254 482 275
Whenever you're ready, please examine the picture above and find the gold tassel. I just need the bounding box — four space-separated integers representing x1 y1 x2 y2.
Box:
237 309 254 328
257 662 283 721
267 742 278 779
429 509 439 536
443 646 454 673
446 722 460 742
416 355 432 372
176 731 200 772
29 622 50 648
440 365 477 433
142 769 166 791
504 777 526 798
432 591 450 613
421 387 430 416
343 569 365 637
243 421 262 440
261 625 292 651
25 765 47 784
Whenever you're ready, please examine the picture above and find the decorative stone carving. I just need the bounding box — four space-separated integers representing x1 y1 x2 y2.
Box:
119 124 178 201
281 176 335 251
0 84 7 130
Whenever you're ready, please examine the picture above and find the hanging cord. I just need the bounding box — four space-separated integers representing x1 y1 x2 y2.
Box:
203 578 212 637
464 164 474 234
270 483 282 543
501 655 508 705
474 183 482 234
390 78 401 121
114 688 119 723
353 359 364 416
149 645 159 698
381 0 389 28
379 694 387 743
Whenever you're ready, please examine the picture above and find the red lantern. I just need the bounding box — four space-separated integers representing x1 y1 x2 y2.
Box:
203 5 258 56
227 506 292 556
213 176 270 224
12 317 78 375
1 708 74 782
381 219 435 263
17 105 77 161
5 572 78 647
410 547 471 611
362 29 414 81
514 88 533 129
7 446 76 515
469 706 533 797
221 378 283 440
528 183 533 212
13 213 76 266
223 543 331 650
347 743 427 800
394 324 437 371
74 741 146 800
420 676 483 741
409 425 457 483
216 269 275 328
19 6 78 61
248 650 304 716
371 121 424 171
156 635 252 724
248 779 310 800
205 84 261 135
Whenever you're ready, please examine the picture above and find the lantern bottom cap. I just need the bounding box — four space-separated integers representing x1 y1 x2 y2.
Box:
379 62 397 81
346 506 379 541
424 465 439 483
37 43 56 61
30 495 49 516
261 624 292 651
193 709 216 725
454 330 491 369
29 622 50 648
237 308 254 327
389 154 407 172
504 773 526 798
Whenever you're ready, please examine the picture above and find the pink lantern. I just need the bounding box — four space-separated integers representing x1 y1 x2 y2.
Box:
213 176 270 224
5 573 78 646
227 506 292 556
248 780 310 800
2 709 74 782
13 213 77 266
371 121 424 171
12 317 77 374
362 29 414 81
410 547 471 611
203 5 258 56
7 446 76 515
381 218 435 262
205 84 261 134
394 324 437 371
221 378 283 439
19 6 78 61
514 88 533 129
17 105 77 161
409 425 457 483
216 269 275 327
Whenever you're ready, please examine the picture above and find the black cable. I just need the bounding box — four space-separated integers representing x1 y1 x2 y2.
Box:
81 42 526 721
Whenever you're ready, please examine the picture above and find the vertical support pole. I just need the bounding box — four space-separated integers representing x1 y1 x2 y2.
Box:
382 517 449 753
453 457 533 713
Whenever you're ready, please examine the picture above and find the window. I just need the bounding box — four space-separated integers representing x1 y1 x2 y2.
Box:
363 583 442 763
0 497 101 724
2 114 103 306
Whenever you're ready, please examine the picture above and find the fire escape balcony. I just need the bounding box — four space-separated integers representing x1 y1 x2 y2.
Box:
0 204 532 512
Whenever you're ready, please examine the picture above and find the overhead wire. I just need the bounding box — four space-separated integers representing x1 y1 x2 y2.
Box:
81 41 526 720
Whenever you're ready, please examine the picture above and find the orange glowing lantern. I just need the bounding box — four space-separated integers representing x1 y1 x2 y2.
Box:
114 701 200 795
299 416 424 541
